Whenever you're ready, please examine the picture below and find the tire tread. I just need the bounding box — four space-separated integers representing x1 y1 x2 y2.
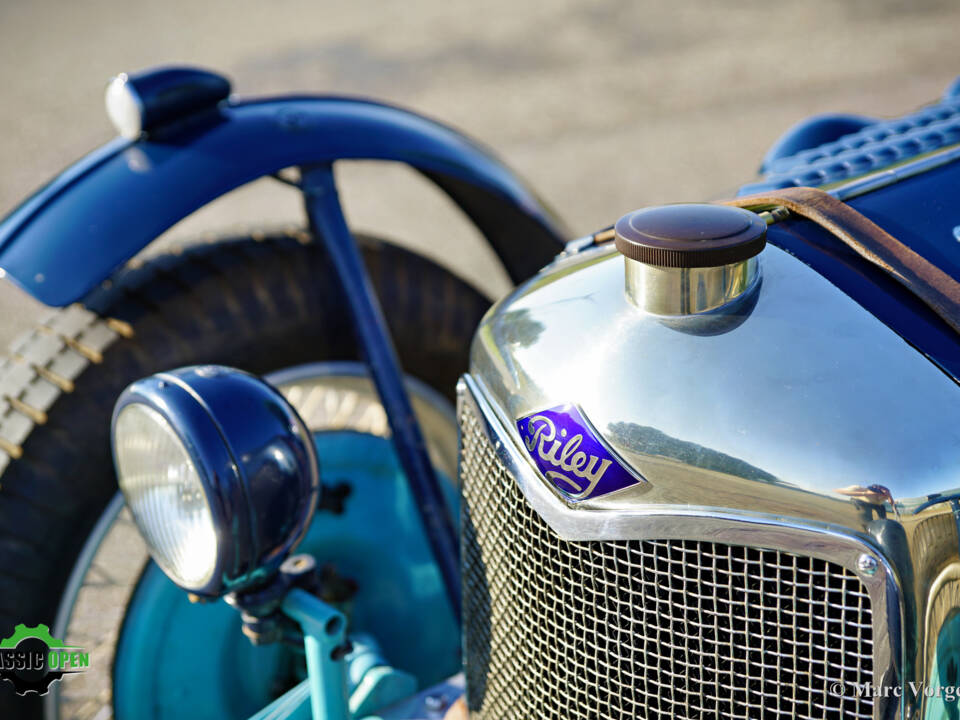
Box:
0 230 489 661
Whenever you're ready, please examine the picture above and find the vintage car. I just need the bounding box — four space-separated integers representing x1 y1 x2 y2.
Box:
0 67 959 720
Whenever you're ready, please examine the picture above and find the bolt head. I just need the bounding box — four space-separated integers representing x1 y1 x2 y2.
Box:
857 554 878 576
424 693 448 714
281 553 316 576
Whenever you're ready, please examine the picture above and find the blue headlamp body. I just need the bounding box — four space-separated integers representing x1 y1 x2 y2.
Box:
112 365 319 596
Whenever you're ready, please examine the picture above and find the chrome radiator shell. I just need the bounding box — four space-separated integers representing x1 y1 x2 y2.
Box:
459 375 899 720
464 239 960 719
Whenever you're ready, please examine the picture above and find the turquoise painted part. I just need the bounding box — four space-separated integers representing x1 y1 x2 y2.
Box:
245 632 418 720
249 679 314 720
302 432 461 685
113 431 460 720
282 588 351 720
344 633 417 717
924 610 960 719
112 562 290 718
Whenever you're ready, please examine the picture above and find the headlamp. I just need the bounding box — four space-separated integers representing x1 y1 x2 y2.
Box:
112 365 319 597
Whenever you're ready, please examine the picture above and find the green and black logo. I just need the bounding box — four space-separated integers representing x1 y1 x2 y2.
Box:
0 624 89 696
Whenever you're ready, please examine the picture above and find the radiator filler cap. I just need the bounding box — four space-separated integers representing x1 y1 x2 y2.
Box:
614 204 766 268
614 204 765 315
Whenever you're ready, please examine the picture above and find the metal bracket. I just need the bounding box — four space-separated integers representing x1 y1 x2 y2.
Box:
245 586 350 720
283 588 352 720
300 163 461 622
244 586 418 720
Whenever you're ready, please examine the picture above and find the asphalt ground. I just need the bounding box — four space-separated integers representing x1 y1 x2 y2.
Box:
2 0 960 346
2 2 960 717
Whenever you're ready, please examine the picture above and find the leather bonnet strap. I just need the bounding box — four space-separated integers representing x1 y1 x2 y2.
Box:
726 186 960 336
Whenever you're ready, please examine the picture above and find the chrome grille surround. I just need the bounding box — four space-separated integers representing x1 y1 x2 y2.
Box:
458 375 900 720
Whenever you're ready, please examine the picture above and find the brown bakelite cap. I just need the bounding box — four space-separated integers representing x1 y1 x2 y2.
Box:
614 204 766 268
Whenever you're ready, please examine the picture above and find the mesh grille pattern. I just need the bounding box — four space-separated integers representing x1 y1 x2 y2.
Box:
460 398 875 720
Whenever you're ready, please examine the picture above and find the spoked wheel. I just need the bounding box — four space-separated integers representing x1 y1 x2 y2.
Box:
0 231 490 719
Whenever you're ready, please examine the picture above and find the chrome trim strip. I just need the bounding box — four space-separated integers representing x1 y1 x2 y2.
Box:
459 372 903 719
830 143 960 202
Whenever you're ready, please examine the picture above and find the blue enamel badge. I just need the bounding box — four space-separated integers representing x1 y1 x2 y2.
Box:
517 404 645 501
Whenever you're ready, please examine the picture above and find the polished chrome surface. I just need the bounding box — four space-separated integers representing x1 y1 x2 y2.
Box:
614 203 766 315
472 243 960 513
459 377 898 720
623 255 759 315
468 238 960 718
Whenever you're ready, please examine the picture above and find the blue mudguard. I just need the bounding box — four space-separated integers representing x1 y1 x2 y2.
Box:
0 96 569 306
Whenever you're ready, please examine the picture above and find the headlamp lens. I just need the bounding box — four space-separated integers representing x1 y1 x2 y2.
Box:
114 403 217 589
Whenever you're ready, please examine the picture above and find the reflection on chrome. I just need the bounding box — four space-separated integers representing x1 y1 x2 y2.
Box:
466 240 960 719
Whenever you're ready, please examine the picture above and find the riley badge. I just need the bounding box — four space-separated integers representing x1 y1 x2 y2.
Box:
517 404 645 501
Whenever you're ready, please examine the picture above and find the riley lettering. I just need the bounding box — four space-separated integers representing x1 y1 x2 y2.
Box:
523 414 612 496
516 404 645 501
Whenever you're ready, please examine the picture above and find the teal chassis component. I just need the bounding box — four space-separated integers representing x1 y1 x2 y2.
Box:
113 432 461 719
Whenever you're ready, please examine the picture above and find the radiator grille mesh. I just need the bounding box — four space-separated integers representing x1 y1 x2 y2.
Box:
459 395 875 720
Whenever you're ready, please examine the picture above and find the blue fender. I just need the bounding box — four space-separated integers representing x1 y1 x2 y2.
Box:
0 96 569 306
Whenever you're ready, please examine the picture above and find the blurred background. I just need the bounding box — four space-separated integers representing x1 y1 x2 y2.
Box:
2 0 960 347
2 2 960 716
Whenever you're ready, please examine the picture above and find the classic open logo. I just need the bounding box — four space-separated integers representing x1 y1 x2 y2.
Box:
517 403 646 501
0 623 89 696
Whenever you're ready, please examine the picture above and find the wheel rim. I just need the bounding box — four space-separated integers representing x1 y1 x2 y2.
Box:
45 362 460 720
